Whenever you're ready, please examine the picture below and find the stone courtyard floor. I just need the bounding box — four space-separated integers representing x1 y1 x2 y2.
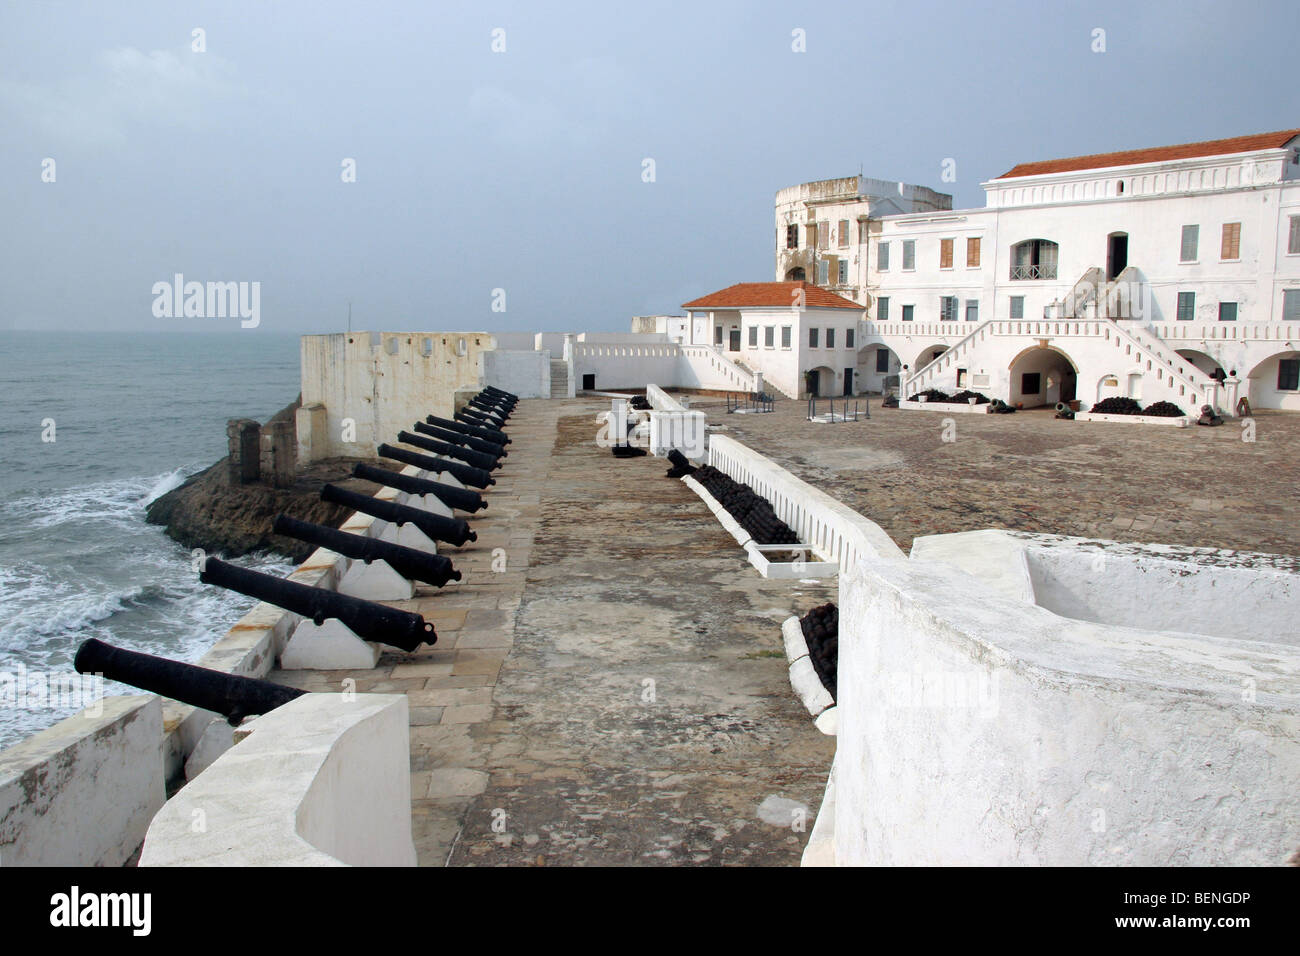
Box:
704 398 1300 557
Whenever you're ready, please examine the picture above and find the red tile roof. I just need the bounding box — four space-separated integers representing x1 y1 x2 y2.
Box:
997 128 1300 180
682 281 862 311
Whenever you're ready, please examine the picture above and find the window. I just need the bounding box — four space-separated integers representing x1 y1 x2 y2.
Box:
940 296 958 321
837 260 848 285
786 224 798 249
1117 181 1125 195
1280 358 1300 391
826 328 835 348
749 326 758 347
876 349 890 373
1283 289 1300 321
902 240 915 271
817 222 828 251
780 326 791 348
967 237 981 268
901 304 914 322
807 223 818 249
845 327 855 348
1221 222 1241 260
877 296 889 321
878 241 890 271
1289 216 1300 255
965 299 979 322
1010 295 1024 319
838 220 849 249
764 326 775 347
1177 291 1195 321
1010 239 1058 280
817 259 830 285
809 327 819 347
715 325 723 345
1021 372 1041 395
858 221 869 244
1219 301 1238 322
939 238 954 269
1180 224 1199 262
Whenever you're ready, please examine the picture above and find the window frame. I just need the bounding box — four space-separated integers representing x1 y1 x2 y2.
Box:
939 237 954 270
901 304 915 322
785 224 798 250
1176 291 1195 321
877 241 890 272
748 325 759 347
966 237 981 269
1009 295 1024 319
826 327 836 349
809 327 819 348
1220 222 1241 262
1218 301 1238 322
764 325 775 348
838 219 849 249
902 239 916 272
780 325 792 349
877 296 889 322
1278 357 1300 391
1180 224 1199 263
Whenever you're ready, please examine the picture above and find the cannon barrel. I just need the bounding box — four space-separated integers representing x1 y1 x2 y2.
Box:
413 420 506 457
462 400 506 421
377 443 494 489
396 430 500 472
321 483 477 547
74 638 307 725
458 407 506 431
352 462 488 513
199 558 436 652
482 386 517 400
272 515 461 587
428 414 509 445
478 389 516 410
469 396 511 418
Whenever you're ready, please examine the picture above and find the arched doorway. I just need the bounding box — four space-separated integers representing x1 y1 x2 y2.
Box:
806 365 838 398
1246 350 1300 410
1008 345 1078 408
785 267 806 281
1175 349 1224 381
858 344 901 395
913 344 948 371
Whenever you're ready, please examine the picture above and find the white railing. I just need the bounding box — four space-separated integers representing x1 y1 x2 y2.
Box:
899 318 1219 409
1153 322 1300 343
862 321 967 340
707 435 904 571
679 345 761 392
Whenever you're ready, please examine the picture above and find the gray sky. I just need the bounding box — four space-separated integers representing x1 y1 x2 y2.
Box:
1 0 1295 333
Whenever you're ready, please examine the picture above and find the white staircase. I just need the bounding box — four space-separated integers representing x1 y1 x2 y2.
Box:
549 359 568 398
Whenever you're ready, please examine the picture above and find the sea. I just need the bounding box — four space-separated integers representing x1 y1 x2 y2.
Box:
0 331 304 751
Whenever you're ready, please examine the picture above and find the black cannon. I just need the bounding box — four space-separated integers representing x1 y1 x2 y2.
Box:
469 396 511 419
413 420 506 457
352 462 488 514
462 400 506 421
428 414 509 445
457 408 506 431
199 557 436 652
74 638 306 725
396 430 500 472
479 390 516 411
272 515 461 587
321 483 477 547
377 443 494 489
482 386 517 400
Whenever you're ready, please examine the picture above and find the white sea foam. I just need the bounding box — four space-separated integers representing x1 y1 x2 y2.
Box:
140 468 187 506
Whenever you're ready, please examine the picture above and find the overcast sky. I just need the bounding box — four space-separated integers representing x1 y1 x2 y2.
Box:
1 0 1296 334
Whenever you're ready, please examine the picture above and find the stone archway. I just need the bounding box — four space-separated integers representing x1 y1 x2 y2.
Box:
1008 345 1078 408
1245 349 1300 410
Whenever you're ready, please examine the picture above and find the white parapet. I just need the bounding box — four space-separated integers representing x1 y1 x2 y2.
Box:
830 534 1300 865
0 696 165 866
141 693 416 866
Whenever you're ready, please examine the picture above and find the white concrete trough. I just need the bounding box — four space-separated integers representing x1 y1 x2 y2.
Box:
899 399 993 414
1073 411 1192 427
746 542 838 580
781 615 837 735
141 693 416 866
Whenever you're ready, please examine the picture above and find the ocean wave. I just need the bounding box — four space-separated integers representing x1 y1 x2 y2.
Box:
3 469 193 529
140 468 187 506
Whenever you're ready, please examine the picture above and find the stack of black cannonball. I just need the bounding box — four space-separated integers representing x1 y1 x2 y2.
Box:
798 602 838 700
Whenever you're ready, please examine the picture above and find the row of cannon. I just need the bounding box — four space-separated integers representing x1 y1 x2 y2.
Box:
74 386 520 724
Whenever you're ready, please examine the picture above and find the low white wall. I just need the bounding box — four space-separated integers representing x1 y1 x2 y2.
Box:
141 693 415 866
834 551 1300 865
707 435 904 568
482 348 549 399
0 696 165 866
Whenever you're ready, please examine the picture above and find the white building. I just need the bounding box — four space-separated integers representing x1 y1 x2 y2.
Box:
681 281 865 399
774 176 951 303
844 127 1300 412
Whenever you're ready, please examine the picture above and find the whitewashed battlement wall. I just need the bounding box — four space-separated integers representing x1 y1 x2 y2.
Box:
298 331 494 463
